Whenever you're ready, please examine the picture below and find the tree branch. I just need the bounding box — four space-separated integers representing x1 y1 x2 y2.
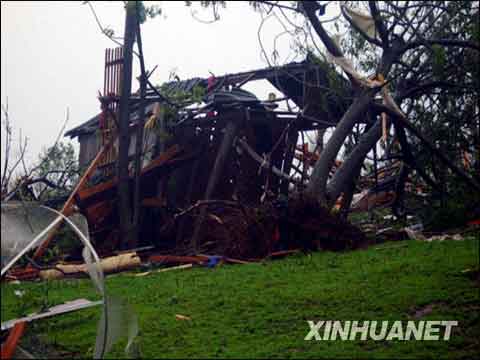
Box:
405 38 480 52
369 1 389 46
340 5 383 47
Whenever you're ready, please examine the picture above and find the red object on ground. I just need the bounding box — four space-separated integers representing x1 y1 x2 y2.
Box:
6 268 40 281
269 249 300 258
1 322 27 359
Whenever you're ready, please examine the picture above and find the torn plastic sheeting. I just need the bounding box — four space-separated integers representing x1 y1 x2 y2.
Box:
342 5 377 40
1 299 102 331
1 203 139 358
52 210 140 358
325 53 405 126
325 54 372 87
328 6 406 123
1 202 60 271
324 7 378 87
95 296 139 358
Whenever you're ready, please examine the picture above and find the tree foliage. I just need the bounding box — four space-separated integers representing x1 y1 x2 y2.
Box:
29 141 79 202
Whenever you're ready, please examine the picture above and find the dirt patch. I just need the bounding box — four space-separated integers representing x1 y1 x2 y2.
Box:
408 302 446 319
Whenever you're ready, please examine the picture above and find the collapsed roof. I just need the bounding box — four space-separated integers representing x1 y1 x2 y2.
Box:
65 58 352 138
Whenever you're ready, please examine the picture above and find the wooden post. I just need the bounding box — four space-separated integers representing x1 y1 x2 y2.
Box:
190 112 242 252
131 7 147 248
117 1 137 248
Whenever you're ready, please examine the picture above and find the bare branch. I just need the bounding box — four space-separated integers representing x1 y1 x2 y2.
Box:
368 1 389 46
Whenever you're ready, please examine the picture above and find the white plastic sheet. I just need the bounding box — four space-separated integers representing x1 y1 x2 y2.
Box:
343 6 377 40
1 202 139 358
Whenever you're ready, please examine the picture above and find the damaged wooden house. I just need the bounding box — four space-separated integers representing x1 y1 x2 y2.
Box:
62 50 368 259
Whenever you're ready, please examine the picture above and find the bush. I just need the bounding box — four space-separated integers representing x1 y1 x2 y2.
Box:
422 180 480 231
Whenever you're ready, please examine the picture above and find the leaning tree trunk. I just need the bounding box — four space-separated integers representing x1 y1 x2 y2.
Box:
326 118 382 206
301 0 400 205
339 157 364 219
315 128 326 154
306 89 377 203
391 162 410 218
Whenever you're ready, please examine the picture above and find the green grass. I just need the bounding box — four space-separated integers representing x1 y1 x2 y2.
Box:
2 236 479 358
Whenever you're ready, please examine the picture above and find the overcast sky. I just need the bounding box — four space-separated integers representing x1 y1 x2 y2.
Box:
1 1 344 171
0 1 295 166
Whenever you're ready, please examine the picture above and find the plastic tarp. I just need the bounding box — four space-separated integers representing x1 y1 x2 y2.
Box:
343 6 377 40
1 202 139 358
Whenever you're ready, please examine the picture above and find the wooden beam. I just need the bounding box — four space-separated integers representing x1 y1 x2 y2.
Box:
0 322 26 359
31 140 114 261
237 138 299 185
75 145 181 205
131 8 148 248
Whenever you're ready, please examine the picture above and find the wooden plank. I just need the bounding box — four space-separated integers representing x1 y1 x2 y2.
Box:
76 145 182 205
77 177 117 201
134 263 194 277
237 138 299 184
85 200 113 223
141 197 165 208
5 268 39 281
1 322 26 359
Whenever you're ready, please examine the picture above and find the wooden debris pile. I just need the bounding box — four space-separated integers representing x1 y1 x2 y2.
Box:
160 197 367 259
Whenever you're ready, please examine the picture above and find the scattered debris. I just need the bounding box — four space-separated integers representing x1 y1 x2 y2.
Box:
175 314 192 321
374 243 408 251
404 227 464 242
134 263 193 277
1 204 139 358
423 234 464 242
1 299 102 331
410 303 437 319
39 252 141 280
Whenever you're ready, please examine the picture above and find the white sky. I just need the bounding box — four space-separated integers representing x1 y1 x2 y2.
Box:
1 1 343 170
0 1 289 165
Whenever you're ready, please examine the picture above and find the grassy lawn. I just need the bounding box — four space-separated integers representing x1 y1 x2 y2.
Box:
2 236 479 358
